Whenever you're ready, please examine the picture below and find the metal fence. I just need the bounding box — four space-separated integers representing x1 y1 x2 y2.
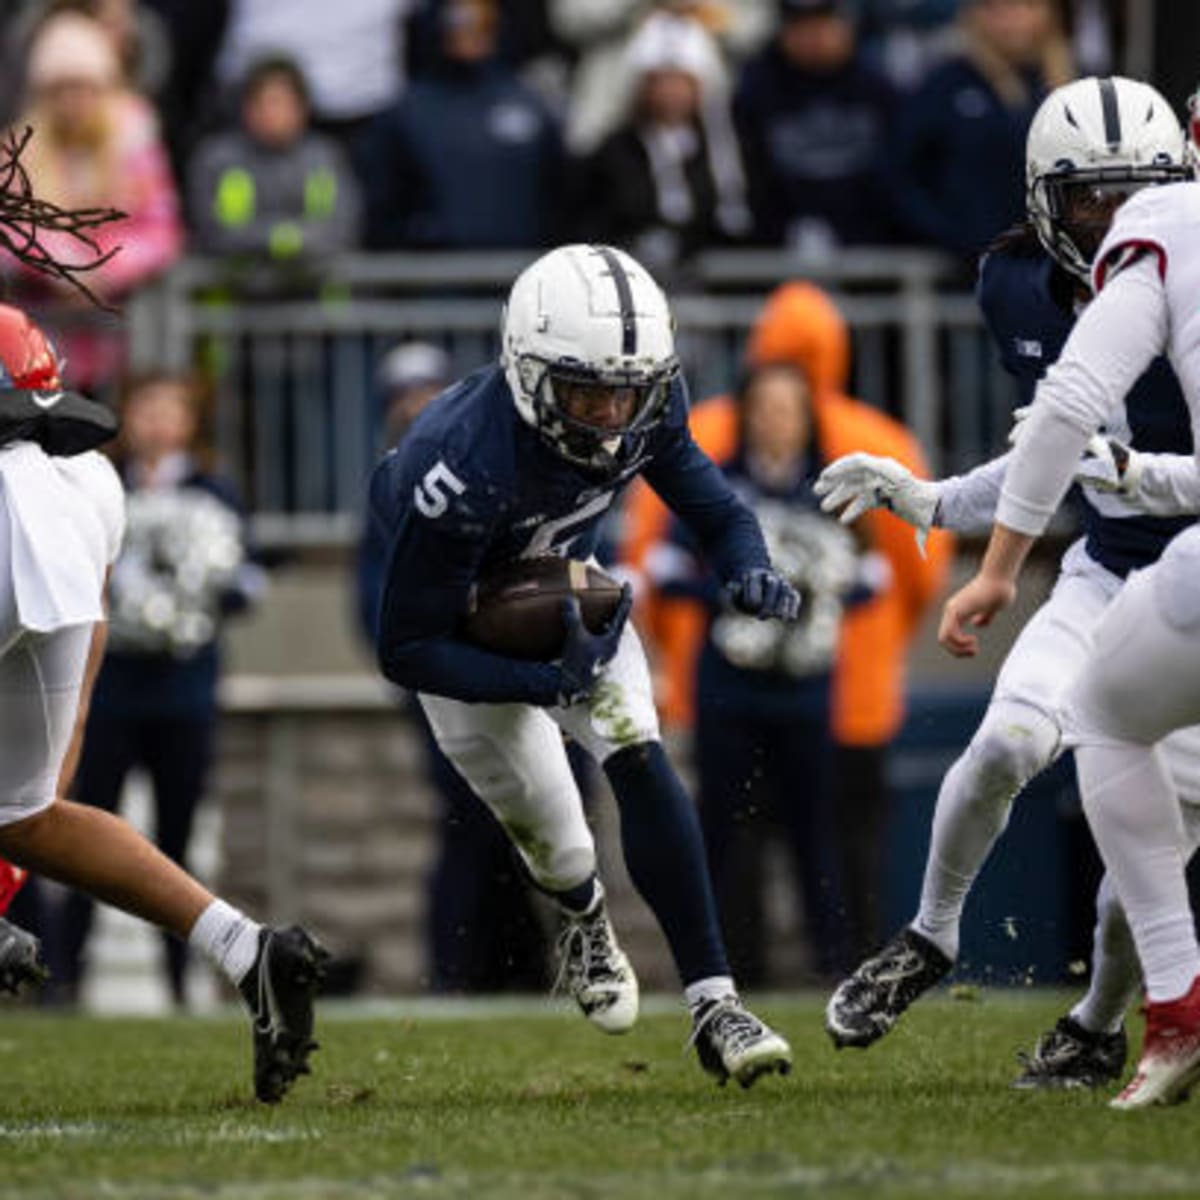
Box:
115 248 1019 549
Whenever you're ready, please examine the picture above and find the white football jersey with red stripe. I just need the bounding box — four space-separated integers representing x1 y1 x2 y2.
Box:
1094 182 1200 415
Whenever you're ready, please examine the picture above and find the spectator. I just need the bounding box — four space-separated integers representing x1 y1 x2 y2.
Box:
361 0 564 250
620 281 952 960
650 362 882 982
888 0 1073 260
857 0 962 91
188 57 362 270
6 10 183 390
49 372 263 1008
576 13 749 275
216 0 413 150
552 1 776 154
356 341 549 993
734 0 899 252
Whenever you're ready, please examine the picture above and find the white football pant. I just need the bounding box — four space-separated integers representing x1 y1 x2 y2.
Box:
1062 527 1200 1001
419 620 660 892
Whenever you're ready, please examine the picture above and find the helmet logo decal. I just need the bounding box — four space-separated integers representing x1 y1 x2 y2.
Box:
1099 76 1122 152
592 245 637 355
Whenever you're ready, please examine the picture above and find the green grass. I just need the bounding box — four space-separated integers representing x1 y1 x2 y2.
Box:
2 992 1197 1199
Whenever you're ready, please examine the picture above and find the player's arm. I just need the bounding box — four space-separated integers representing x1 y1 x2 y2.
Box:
372 455 567 706
642 415 798 619
815 450 1010 541
941 251 1169 654
1073 440 1200 517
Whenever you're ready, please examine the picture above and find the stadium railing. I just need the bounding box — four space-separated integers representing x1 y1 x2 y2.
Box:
115 248 1017 551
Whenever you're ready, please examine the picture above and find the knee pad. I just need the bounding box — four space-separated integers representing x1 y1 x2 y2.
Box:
966 699 1060 801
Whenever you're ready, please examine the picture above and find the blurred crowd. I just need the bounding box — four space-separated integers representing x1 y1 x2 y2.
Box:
0 0 1130 997
0 0 1127 295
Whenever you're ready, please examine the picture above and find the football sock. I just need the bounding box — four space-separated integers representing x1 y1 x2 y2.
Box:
1070 875 1139 1035
604 741 730 986
188 899 262 986
552 875 600 916
1077 742 1200 1004
912 699 1058 961
685 976 736 1012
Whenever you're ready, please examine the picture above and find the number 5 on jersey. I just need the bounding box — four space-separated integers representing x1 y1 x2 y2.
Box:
414 460 466 518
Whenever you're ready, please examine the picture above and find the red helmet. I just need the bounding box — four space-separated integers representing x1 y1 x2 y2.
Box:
0 304 61 391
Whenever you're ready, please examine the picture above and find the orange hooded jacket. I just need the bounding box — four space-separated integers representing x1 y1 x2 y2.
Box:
622 281 953 744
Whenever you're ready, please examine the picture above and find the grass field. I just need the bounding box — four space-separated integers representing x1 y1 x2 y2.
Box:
3 991 1199 1200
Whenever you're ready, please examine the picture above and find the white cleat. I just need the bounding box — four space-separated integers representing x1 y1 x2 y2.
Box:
690 996 792 1088
554 896 638 1034
1111 976 1200 1111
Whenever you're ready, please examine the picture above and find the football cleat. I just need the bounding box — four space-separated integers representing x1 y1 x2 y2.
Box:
1111 976 1200 1111
825 927 952 1049
689 996 792 1088
1012 1015 1127 1090
0 916 48 995
554 896 638 1034
238 925 330 1104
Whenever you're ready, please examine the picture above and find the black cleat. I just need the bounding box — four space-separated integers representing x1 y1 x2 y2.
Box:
238 925 330 1104
825 927 952 1049
690 996 792 1088
1012 1016 1127 1090
0 916 47 995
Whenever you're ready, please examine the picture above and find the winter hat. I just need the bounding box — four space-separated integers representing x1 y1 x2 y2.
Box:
27 12 121 91
626 13 723 87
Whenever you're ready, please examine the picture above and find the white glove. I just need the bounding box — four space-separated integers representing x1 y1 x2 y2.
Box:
1007 405 1033 447
1011 405 1144 495
814 452 940 552
1074 434 1144 496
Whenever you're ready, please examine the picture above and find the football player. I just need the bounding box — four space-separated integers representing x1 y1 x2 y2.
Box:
817 77 1200 1089
367 244 799 1086
943 170 1200 1109
0 137 327 1102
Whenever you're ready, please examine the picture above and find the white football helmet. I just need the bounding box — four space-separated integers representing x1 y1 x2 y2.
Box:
1026 76 1188 281
501 244 679 475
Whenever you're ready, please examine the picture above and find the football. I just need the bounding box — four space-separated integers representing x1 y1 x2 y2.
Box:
461 556 625 661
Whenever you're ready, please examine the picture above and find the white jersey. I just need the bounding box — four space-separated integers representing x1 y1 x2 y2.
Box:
0 443 124 634
997 182 1200 537
1093 182 1200 456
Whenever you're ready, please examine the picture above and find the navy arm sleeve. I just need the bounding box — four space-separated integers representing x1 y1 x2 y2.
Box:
642 412 770 582
371 450 565 706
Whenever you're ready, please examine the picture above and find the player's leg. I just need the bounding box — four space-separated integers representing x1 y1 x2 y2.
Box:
0 625 327 1102
827 546 1111 1049
1012 727 1200 1090
557 623 791 1087
418 691 638 1032
1012 870 1133 1090
53 703 139 1002
1062 547 1200 1109
695 701 771 986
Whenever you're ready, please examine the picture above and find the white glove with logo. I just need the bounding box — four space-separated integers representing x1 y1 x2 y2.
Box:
1009 405 1143 496
814 452 940 552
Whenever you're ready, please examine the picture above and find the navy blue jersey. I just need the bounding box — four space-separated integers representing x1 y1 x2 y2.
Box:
978 242 1194 576
368 365 770 705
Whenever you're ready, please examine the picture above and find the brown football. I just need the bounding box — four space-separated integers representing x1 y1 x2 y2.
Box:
462 557 625 661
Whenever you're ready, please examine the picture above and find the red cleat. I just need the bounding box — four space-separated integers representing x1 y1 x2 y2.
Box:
1112 975 1200 1110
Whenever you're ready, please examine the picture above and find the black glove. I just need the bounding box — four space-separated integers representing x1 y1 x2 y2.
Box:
725 567 801 621
557 583 634 705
